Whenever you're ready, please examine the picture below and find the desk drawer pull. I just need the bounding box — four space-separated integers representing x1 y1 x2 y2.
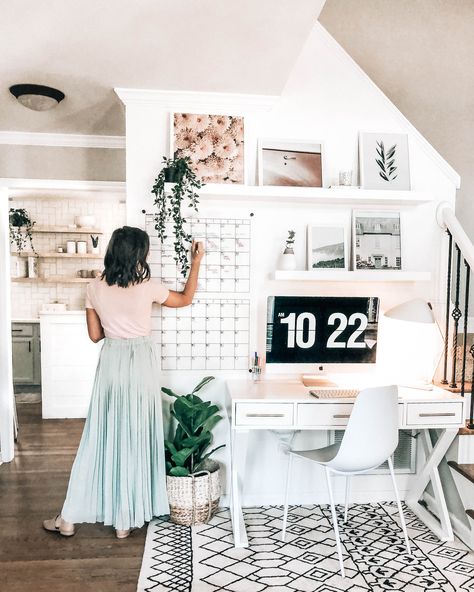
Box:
333 414 351 419
245 413 285 418
419 412 456 418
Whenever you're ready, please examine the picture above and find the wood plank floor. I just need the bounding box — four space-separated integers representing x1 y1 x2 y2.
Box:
0 403 147 592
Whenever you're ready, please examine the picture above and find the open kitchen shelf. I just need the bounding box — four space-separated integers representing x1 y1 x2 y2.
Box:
11 277 92 284
16 252 103 259
30 225 103 234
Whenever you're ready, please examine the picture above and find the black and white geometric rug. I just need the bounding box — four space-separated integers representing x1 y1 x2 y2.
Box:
137 503 474 591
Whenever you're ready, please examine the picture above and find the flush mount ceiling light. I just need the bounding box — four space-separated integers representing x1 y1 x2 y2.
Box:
9 84 65 111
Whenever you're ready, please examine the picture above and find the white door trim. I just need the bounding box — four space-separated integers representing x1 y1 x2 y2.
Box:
0 188 14 462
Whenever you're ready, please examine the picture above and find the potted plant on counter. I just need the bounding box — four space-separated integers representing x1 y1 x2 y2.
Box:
151 152 203 277
162 376 224 526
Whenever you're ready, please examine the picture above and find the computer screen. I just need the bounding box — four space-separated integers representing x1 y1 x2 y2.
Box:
266 296 379 364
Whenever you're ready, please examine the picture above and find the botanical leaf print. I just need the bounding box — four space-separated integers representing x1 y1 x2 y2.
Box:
376 140 398 182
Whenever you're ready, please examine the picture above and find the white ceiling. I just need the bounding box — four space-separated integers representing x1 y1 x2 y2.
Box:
1 0 325 135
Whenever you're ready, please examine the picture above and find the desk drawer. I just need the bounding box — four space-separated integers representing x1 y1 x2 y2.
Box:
297 403 354 427
298 403 405 427
234 403 293 426
406 402 463 426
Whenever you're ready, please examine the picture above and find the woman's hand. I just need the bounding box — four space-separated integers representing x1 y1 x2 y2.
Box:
191 240 205 265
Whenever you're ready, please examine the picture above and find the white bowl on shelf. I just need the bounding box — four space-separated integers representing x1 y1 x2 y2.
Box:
75 215 96 228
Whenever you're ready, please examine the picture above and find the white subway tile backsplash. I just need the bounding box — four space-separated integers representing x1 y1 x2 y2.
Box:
10 197 126 319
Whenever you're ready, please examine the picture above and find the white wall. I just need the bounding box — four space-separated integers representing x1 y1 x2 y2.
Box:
119 22 458 504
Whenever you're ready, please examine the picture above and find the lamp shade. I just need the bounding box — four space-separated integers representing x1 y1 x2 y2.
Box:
9 84 65 111
384 298 435 324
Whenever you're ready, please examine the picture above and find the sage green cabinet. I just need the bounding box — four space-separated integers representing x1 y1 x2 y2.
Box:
12 323 41 386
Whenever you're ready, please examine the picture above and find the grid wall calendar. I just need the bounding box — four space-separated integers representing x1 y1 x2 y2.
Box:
145 215 251 293
145 215 252 371
151 299 250 371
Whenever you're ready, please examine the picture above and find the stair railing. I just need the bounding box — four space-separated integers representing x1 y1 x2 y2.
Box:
437 202 474 429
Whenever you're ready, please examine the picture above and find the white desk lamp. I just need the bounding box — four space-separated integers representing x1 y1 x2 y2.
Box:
381 299 444 389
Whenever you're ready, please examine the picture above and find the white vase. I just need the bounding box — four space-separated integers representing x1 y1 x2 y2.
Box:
10 254 26 278
278 249 297 271
27 256 38 279
91 246 100 255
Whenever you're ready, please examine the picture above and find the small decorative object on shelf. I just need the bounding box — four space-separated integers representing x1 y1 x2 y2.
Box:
278 229 297 271
76 241 87 255
66 241 76 254
163 376 224 526
27 255 38 278
90 234 100 255
338 170 353 186
9 208 37 254
151 152 203 277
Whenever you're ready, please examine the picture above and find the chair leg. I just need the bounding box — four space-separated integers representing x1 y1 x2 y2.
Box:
281 453 293 542
388 456 411 555
325 467 345 578
344 476 351 524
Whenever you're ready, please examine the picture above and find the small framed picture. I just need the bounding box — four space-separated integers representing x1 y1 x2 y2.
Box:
258 139 325 187
353 210 401 270
359 132 410 190
307 225 348 270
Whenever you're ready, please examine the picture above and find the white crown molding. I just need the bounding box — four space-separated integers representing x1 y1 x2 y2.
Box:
114 88 280 114
316 22 461 189
0 178 125 193
0 131 125 149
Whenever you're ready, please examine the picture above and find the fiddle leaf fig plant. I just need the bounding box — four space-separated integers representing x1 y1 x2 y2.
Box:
151 153 203 277
162 376 224 477
9 208 37 254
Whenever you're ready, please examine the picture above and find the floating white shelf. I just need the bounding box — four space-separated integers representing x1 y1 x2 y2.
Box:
11 277 91 284
166 183 432 206
273 270 432 282
16 252 103 259
31 226 103 234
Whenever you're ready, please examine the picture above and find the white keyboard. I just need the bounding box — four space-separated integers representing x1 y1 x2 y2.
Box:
309 389 359 399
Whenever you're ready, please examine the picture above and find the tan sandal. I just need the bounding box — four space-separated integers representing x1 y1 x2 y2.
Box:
43 514 75 537
115 528 131 539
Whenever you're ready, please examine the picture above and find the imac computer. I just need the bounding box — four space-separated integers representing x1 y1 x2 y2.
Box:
266 296 379 365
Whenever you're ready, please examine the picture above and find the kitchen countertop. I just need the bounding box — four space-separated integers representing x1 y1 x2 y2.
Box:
39 310 85 315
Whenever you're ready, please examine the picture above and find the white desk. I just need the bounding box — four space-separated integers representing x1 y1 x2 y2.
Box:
227 378 466 548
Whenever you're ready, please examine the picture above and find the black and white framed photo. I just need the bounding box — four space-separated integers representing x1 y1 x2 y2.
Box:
359 132 410 190
257 139 325 187
353 210 402 270
307 224 348 270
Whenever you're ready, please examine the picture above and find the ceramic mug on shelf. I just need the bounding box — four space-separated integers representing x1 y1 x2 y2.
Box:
76 269 90 279
90 269 102 278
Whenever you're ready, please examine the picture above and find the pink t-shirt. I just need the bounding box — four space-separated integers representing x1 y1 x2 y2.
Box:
85 277 169 339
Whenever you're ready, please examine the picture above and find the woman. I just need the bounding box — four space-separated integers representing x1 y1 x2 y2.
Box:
43 226 204 538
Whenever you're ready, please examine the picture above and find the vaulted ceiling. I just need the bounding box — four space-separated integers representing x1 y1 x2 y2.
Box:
1 0 325 135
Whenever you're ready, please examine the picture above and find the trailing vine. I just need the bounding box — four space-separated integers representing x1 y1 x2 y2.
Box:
151 154 203 277
9 208 37 254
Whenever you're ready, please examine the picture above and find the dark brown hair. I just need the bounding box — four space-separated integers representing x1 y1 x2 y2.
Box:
102 226 151 288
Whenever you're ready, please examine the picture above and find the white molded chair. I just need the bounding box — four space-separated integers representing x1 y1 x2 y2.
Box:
281 385 411 578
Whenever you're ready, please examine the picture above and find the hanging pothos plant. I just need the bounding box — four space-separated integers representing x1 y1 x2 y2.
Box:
9 208 37 254
151 153 203 277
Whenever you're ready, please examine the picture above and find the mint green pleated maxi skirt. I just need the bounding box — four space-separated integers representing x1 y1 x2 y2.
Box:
61 336 169 530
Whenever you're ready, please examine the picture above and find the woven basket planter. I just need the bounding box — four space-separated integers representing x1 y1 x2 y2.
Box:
167 461 220 526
